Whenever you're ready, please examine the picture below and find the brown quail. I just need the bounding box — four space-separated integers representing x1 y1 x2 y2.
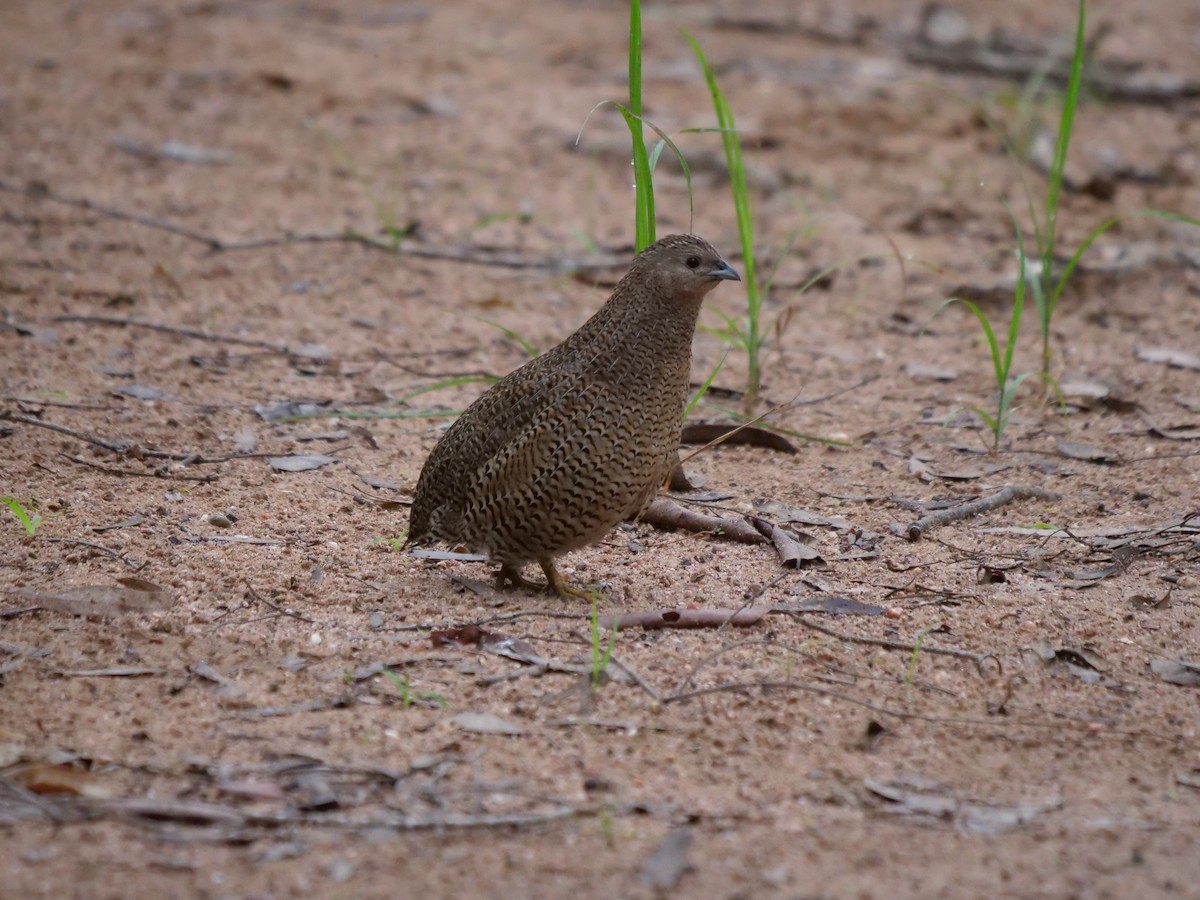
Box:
407 234 740 599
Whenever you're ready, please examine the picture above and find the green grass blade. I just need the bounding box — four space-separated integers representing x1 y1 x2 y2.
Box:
1005 229 1028 378
470 315 540 359
3 497 40 536
626 0 654 250
933 297 1004 389
1050 209 1200 314
614 105 696 233
1040 0 1087 321
397 375 499 404
685 29 760 411
685 351 728 418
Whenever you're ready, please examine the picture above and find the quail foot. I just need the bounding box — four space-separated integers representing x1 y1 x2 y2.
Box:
407 234 740 599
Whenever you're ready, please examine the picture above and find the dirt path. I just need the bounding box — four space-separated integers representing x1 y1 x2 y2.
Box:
2 1 1199 897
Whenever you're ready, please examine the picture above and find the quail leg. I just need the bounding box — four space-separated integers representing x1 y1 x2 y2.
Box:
496 563 544 592
539 558 598 601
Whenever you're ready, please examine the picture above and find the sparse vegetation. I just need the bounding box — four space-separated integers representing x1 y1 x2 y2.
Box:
591 596 618 691
2 496 42 536
934 224 1034 452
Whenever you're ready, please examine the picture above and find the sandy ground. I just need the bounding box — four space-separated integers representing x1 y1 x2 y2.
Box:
2 0 1199 897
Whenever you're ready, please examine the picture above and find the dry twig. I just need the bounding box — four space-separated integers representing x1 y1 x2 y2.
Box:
640 498 765 544
901 486 1061 541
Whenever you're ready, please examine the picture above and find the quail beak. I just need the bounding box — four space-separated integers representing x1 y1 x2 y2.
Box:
708 260 741 282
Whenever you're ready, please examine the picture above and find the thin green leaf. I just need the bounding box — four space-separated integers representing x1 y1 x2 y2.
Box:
1041 0 1087 294
685 351 728 418
470 315 540 359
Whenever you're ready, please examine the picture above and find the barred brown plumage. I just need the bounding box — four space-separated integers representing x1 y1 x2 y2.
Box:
407 234 740 599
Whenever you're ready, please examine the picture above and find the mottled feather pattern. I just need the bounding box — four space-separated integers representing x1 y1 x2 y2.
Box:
408 234 739 590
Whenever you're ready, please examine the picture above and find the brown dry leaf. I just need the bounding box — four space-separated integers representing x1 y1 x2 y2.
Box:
0 741 27 767
639 827 694 889
936 461 1013 480
1031 644 1131 690
864 776 1061 833
14 582 169 618
254 400 331 422
1059 377 1111 406
356 471 402 491
679 422 798 454
750 517 823 568
5 762 115 798
452 711 525 736
1149 658 1200 687
753 500 852 530
430 626 545 667
1136 346 1200 371
268 454 336 472
112 383 172 401
903 362 958 382
1129 588 1172 609
1141 414 1200 441
410 548 488 561
1055 439 1117 463
780 596 885 616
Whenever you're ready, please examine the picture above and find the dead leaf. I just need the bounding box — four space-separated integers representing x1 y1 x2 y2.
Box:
5 762 115 798
753 500 852 530
430 626 545 667
750 517 823 568
112 384 171 401
1141 412 1200 441
903 362 958 382
268 454 336 472
1054 439 1117 463
1149 658 1200 687
1031 644 1131 690
778 596 884 616
936 461 1012 480
1130 588 1172 609
292 430 348 442
640 827 693 889
452 711 525 736
254 400 331 422
112 135 233 165
410 548 488 562
864 776 1060 833
10 582 169 618
1136 346 1200 371
857 720 888 752
1059 377 1110 405
680 422 798 454
356 471 403 491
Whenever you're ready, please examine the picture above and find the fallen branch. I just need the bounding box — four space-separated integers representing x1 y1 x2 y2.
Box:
55 314 290 352
598 608 769 630
789 615 997 676
62 453 218 483
900 486 1062 541
2 411 266 466
0 176 626 271
906 38 1200 105
640 498 766 544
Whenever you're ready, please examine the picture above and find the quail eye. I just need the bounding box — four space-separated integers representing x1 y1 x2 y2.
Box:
685 255 701 269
